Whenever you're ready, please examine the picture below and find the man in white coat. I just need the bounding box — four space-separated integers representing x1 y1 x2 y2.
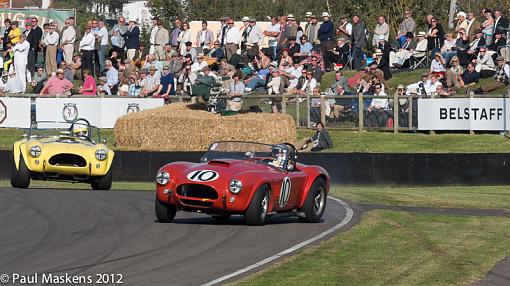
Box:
12 34 30 93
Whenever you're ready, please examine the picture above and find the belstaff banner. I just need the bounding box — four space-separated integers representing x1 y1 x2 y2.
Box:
418 98 510 131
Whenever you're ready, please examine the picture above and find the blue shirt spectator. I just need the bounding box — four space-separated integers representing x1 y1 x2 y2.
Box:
318 15 334 42
159 69 176 95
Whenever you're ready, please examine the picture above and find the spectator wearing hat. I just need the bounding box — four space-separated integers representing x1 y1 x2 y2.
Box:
396 9 416 46
304 12 313 29
374 49 391 80
324 37 349 70
318 12 334 57
141 66 160 97
196 21 214 53
122 19 140 61
154 65 175 102
476 56 510 93
60 19 76 65
226 72 245 112
4 69 23 94
455 12 468 35
154 19 169 60
305 15 320 45
177 22 192 56
39 69 74 95
390 32 417 68
240 16 251 52
182 41 197 62
191 66 215 107
351 15 367 70
371 16 389 47
377 34 391 60
217 16 230 48
263 17 281 60
246 18 263 53
488 31 506 52
466 12 481 42
288 15 299 39
224 19 240 60
128 74 141 97
336 14 352 39
79 68 96 96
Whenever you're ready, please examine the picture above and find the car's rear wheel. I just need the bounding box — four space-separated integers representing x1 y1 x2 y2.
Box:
11 154 31 189
245 185 269 226
91 168 112 190
299 178 327 223
155 198 177 223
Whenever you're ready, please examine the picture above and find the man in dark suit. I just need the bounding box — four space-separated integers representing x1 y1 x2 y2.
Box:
30 17 43 64
122 19 140 61
24 22 38 78
376 35 391 60
493 9 509 38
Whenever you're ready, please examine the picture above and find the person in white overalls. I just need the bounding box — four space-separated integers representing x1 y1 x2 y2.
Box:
12 34 30 93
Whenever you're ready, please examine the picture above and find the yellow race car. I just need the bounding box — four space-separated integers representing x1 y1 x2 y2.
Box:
11 118 115 190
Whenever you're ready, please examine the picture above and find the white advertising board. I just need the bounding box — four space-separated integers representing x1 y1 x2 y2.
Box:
0 98 31 128
418 98 510 131
35 98 164 128
100 98 164 128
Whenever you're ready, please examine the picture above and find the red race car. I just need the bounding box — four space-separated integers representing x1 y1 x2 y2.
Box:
154 141 330 225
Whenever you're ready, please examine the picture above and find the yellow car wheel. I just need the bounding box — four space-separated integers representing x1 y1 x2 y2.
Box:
11 154 31 189
91 168 112 190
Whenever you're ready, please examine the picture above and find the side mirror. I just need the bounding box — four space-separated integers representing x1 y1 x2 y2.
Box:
101 139 108 144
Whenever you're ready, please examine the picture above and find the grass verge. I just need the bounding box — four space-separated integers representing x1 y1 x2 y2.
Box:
231 210 510 286
332 185 510 210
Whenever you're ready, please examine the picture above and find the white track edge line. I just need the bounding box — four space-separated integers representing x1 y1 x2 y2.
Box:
201 196 354 286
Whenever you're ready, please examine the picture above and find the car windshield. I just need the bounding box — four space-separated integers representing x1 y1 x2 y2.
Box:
201 141 290 171
27 119 101 143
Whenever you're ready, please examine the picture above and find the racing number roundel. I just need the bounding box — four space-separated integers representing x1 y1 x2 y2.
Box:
187 170 219 182
279 177 291 207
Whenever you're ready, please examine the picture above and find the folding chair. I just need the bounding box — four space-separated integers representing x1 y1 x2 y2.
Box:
207 76 228 113
410 50 430 70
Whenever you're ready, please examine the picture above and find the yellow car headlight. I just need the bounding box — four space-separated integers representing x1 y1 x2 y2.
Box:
29 145 41 158
95 149 107 161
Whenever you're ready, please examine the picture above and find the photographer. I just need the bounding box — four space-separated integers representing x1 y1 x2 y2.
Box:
297 121 333 152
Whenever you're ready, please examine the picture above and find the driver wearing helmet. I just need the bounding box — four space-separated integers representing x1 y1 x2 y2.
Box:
73 126 88 138
269 145 287 169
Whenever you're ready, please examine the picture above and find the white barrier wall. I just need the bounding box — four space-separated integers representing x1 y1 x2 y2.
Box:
35 98 164 128
0 98 31 128
418 98 510 131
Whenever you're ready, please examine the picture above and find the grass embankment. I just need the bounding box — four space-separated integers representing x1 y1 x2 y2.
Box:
2 129 509 153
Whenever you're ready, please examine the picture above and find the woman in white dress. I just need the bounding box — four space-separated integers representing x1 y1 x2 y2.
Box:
178 23 192 56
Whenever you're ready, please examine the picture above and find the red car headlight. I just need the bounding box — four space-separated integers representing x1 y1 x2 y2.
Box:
229 180 243 194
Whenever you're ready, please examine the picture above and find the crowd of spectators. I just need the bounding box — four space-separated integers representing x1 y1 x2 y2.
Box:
0 7 509 118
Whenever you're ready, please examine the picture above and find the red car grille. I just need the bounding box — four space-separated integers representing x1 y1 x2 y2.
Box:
177 184 218 199
181 199 214 208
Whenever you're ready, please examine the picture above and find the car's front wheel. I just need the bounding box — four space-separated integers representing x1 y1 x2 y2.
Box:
155 198 177 223
11 154 31 189
245 185 269 226
299 178 327 223
91 168 112 190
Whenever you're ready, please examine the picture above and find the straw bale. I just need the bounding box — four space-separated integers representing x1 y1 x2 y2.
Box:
114 103 297 151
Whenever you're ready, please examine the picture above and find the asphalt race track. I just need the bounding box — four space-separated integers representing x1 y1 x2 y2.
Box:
0 188 359 286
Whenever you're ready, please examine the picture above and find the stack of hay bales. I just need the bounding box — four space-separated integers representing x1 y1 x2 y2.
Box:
114 103 297 151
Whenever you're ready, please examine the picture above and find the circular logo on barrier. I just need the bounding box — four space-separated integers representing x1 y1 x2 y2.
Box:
187 170 219 182
62 103 78 122
279 177 291 207
127 103 140 114
0 100 6 124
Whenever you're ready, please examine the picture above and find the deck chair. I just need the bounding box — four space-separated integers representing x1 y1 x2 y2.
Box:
410 49 429 70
